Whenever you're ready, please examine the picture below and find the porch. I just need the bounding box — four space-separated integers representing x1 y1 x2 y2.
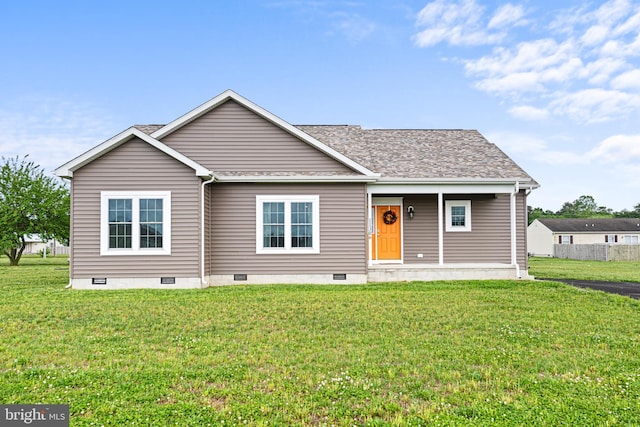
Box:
367 263 530 282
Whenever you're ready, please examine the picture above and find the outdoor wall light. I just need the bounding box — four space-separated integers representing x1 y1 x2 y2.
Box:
407 205 415 219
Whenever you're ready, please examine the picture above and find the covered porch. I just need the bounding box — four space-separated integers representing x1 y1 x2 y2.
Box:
366 179 533 281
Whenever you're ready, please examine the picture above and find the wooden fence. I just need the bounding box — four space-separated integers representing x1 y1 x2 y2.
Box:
554 244 640 261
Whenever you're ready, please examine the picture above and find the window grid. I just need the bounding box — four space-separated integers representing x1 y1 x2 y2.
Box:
450 206 466 227
108 199 132 248
263 202 285 248
291 202 313 248
140 198 163 249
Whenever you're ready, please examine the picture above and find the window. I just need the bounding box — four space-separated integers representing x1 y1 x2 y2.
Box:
605 234 618 243
624 235 639 244
559 235 573 244
256 195 319 254
445 200 471 232
101 191 171 255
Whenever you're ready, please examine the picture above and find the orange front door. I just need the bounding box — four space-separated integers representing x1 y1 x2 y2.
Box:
373 205 401 261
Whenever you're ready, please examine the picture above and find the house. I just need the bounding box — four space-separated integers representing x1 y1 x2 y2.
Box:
23 235 69 256
55 90 538 289
528 218 640 257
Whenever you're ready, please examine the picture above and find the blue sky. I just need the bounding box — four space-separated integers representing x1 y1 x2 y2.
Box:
1 0 639 211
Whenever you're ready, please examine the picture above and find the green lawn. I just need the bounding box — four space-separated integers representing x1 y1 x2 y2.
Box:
1 257 639 426
529 257 640 282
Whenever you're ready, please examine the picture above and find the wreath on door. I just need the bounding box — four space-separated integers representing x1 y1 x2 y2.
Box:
382 210 397 225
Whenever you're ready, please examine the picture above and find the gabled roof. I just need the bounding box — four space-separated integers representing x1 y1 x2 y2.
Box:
56 90 537 186
536 218 640 233
54 127 212 178
149 90 377 178
297 125 538 186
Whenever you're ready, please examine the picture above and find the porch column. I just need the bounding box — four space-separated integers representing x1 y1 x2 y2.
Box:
438 192 444 265
510 182 520 277
367 190 373 266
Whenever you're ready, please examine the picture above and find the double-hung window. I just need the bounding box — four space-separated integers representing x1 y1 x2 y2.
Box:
256 195 320 254
101 191 171 255
445 200 471 232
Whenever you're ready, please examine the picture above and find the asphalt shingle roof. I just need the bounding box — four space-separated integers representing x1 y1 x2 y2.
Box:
136 123 536 182
537 218 640 232
297 125 535 181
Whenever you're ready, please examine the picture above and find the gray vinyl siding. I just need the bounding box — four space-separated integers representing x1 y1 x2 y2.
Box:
402 193 528 265
403 195 439 263
442 193 522 264
209 183 367 275
160 100 357 174
70 137 201 279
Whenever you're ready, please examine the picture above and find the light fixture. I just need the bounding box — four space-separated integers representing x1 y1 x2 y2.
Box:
407 205 415 219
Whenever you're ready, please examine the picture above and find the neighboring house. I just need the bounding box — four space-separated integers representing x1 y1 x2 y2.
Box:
55 90 538 289
528 218 640 257
23 235 69 255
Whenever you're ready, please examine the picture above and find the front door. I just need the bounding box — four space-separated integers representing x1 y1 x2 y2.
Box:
373 205 401 261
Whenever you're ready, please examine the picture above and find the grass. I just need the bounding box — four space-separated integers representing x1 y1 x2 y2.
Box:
529 257 640 282
1 257 639 426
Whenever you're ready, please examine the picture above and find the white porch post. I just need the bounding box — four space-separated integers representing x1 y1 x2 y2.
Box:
438 192 444 265
367 190 373 266
510 181 520 277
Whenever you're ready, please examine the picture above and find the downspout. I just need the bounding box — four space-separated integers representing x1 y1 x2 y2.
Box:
511 181 521 278
438 192 444 265
201 175 216 287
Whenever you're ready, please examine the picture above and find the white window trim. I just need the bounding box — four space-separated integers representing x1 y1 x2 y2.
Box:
256 195 320 254
445 200 471 232
100 191 172 256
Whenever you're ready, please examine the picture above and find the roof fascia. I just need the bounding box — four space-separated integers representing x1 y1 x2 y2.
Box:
214 175 378 183
54 127 212 178
376 177 538 186
150 90 377 177
367 182 519 195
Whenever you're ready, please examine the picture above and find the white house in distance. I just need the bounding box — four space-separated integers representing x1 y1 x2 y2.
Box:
528 218 640 257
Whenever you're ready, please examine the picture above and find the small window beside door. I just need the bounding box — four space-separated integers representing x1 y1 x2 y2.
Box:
445 200 471 232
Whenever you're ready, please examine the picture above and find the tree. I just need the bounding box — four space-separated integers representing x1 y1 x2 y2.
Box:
527 206 556 224
615 203 640 218
557 195 613 218
0 156 70 266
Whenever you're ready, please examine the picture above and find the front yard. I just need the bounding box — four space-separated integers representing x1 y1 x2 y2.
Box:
1 257 639 426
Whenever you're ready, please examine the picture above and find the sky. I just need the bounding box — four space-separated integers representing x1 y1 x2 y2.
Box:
1 0 639 212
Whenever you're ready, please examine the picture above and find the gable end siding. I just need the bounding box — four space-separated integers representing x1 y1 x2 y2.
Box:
70 137 201 279
159 100 357 175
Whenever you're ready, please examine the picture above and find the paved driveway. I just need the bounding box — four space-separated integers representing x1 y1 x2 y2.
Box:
539 278 640 300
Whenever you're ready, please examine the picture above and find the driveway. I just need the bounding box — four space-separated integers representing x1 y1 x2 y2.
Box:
538 278 640 300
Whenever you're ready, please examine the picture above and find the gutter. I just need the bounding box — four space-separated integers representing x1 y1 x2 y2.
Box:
201 174 216 287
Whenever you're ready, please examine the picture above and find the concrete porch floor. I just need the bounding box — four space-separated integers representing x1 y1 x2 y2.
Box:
367 263 528 282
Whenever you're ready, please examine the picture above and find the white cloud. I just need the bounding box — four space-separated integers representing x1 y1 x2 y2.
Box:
550 89 640 123
0 99 113 176
586 133 640 162
414 0 515 46
508 105 550 121
611 68 640 89
331 12 377 42
474 72 543 95
488 3 526 29
415 0 640 123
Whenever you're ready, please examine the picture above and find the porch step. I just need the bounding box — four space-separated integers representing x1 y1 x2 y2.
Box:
367 263 524 282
